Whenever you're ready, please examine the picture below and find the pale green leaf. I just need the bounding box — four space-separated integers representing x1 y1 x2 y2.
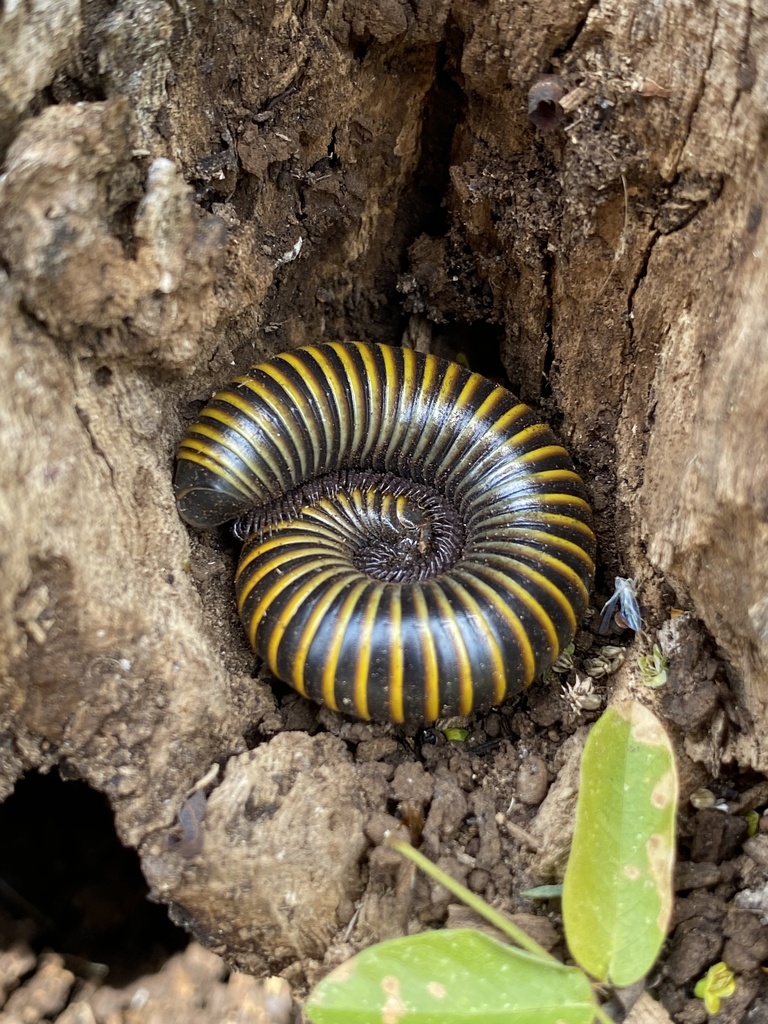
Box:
522 884 564 900
306 928 596 1024
563 701 678 987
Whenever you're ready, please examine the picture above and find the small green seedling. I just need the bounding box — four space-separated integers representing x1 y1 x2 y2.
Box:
694 961 736 1014
637 644 669 688
443 727 470 743
521 884 564 900
306 700 678 1024
551 642 576 674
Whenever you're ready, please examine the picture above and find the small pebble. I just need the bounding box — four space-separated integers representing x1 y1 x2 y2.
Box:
262 976 294 1024
516 755 549 806
484 713 501 738
689 787 716 809
336 896 356 926
365 811 406 845
467 868 490 893
744 834 768 868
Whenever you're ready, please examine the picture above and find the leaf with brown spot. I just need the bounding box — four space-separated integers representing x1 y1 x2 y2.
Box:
563 702 678 987
305 928 596 1023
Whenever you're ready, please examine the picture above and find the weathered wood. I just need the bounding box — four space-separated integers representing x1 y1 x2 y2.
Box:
1 0 766 984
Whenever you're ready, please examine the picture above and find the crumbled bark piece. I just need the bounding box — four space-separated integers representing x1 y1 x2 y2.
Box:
675 861 721 891
3 953 74 1022
673 890 727 927
471 789 502 871
354 737 400 762
143 734 367 975
392 761 434 813
421 768 468 857
723 907 768 972
666 917 724 986
690 809 748 863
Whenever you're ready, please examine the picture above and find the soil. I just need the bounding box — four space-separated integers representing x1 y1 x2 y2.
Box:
1 1 768 1022
2 614 766 1022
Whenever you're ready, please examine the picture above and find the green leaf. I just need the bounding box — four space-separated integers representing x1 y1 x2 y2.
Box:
522 884 564 900
305 929 596 1024
563 701 678 987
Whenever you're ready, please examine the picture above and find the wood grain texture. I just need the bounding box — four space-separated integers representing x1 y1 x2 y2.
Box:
0 0 766 982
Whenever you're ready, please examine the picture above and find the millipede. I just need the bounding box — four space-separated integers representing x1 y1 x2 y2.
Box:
174 341 596 724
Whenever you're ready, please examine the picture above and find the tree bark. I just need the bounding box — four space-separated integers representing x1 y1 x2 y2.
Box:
1 0 766 991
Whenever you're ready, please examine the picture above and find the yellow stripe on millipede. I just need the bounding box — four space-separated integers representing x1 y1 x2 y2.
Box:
481 552 577 630
519 469 583 486
483 511 596 547
216 386 299 476
434 373 482 464
180 422 263 490
412 587 439 722
482 542 592 605
499 525 597 572
505 422 551 449
409 356 443 463
281 349 336 469
388 589 405 723
356 344 383 463
268 573 358 700
473 565 561 651
294 507 359 542
236 537 335 607
419 363 467 474
452 572 536 685
226 380 307 479
504 493 593 516
178 443 257 499
488 402 532 436
465 386 507 428
291 577 359 697
513 444 570 465
302 501 360 546
437 361 463 407
237 544 335 614
454 374 482 414
354 587 384 720
257 364 319 473
429 586 475 714
327 343 368 456
306 346 352 456
376 345 402 464
398 346 442 462
380 343 399 390
253 565 342 658
443 578 509 702
320 580 369 712
398 347 418 420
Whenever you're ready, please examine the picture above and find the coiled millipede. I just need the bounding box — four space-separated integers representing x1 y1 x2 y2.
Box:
174 342 596 724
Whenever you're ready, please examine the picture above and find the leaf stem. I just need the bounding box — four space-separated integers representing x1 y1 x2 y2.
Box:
388 839 557 963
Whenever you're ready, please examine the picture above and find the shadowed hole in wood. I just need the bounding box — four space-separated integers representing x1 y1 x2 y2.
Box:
0 771 188 986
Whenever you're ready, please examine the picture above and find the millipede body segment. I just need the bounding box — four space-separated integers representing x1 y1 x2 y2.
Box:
174 342 596 724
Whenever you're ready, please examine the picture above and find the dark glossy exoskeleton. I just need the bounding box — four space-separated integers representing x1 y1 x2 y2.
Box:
174 342 596 724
